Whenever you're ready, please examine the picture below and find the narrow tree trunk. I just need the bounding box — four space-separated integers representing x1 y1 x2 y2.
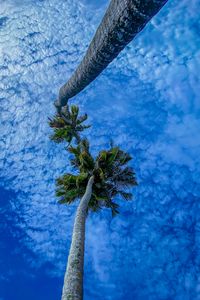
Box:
61 176 94 300
55 0 168 110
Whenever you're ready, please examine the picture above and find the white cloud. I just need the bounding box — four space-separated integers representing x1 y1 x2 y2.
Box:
0 0 200 298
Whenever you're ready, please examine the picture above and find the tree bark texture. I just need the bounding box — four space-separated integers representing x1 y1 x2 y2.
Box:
61 176 94 300
55 0 168 110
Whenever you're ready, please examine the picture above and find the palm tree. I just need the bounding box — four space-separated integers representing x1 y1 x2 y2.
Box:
56 139 137 300
50 105 137 299
55 0 168 111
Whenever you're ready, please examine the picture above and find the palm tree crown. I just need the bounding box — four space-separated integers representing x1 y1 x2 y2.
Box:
56 138 137 216
49 105 90 145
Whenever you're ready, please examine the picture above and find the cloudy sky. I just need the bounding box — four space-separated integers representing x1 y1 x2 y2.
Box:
0 0 200 299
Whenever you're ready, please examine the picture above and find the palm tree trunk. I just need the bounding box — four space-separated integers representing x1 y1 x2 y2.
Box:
61 176 94 300
55 0 168 110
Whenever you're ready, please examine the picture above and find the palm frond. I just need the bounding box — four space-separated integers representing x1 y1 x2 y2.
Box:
119 191 132 201
76 125 91 131
50 127 73 143
70 105 79 123
107 201 120 217
77 114 88 124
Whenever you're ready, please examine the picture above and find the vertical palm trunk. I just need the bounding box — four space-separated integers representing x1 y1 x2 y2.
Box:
61 176 94 300
55 0 168 110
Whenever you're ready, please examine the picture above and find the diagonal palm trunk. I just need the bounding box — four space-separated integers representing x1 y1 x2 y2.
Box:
55 0 168 110
61 176 94 300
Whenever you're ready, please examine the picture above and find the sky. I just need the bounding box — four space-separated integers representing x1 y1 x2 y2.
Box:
0 0 200 299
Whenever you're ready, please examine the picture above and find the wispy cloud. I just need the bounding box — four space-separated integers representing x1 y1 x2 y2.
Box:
0 0 200 299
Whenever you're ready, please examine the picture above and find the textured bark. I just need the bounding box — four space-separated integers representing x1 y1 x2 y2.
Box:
55 0 168 110
61 176 94 300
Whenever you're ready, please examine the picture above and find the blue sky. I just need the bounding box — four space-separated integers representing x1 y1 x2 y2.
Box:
0 0 200 299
